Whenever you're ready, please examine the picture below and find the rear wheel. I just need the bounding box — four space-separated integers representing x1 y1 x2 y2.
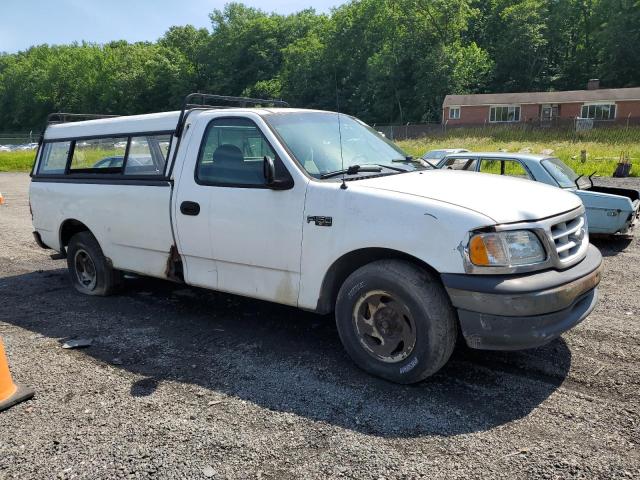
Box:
67 231 120 296
335 260 457 384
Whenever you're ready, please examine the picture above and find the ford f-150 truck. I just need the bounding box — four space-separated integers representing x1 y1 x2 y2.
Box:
29 94 602 383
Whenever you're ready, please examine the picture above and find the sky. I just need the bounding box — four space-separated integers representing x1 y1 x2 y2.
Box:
0 0 344 53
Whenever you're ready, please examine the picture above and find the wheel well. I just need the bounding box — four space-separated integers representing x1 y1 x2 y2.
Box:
59 219 91 255
315 248 440 314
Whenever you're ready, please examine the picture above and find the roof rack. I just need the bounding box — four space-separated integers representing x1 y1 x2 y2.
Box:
175 93 290 136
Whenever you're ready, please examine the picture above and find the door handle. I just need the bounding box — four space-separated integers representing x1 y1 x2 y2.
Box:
180 201 200 216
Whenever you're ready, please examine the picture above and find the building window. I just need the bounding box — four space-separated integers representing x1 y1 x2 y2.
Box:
581 103 616 120
449 107 460 120
490 105 521 123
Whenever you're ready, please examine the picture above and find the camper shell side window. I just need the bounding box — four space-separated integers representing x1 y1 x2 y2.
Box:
36 132 174 179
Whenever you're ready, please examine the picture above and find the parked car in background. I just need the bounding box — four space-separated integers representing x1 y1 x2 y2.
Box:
422 148 469 163
437 152 640 236
17 143 39 151
0 143 38 152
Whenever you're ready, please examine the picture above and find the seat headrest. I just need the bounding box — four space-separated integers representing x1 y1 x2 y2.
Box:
212 144 244 166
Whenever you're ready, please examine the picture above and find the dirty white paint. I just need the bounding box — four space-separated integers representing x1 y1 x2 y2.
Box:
31 108 584 311
30 181 174 279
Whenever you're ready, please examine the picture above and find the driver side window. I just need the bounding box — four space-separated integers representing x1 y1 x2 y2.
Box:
196 118 287 187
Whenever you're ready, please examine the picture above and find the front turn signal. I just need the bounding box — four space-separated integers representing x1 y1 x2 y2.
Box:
469 235 490 265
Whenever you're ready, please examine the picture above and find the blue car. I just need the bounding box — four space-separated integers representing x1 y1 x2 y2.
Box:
437 152 640 235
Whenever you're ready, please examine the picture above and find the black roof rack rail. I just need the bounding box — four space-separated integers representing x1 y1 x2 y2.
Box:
175 93 289 137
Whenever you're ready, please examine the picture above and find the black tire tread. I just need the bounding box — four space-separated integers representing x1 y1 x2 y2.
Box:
66 231 119 296
335 259 457 383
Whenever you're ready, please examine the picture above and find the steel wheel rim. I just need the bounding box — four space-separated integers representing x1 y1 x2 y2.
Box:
352 290 417 363
74 249 97 291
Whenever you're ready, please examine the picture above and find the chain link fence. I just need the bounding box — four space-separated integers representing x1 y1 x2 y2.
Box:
0 133 36 144
0 133 39 152
374 118 640 142
373 123 444 141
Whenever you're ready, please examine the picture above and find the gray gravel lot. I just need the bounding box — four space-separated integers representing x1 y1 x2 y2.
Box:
0 172 639 479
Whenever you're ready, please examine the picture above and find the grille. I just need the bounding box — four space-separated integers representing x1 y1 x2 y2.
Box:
550 214 586 261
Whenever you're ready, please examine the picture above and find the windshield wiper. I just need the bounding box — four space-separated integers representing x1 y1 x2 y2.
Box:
392 156 416 163
320 164 382 179
373 163 407 172
392 156 435 169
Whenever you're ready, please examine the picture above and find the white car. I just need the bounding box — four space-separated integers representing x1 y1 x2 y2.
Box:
29 94 602 383
17 143 38 151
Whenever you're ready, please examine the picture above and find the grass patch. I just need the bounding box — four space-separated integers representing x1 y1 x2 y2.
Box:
0 151 36 172
398 128 640 177
0 148 122 173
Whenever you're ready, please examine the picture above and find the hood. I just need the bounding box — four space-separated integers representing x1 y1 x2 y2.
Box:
356 170 582 224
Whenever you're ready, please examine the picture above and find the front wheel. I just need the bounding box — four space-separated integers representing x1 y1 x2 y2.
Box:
67 231 120 296
335 260 457 384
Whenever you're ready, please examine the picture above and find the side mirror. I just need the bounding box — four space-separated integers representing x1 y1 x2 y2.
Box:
263 156 294 190
263 156 275 184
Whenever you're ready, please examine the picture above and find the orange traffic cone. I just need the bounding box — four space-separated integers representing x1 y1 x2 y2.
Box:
0 192 4 205
0 338 34 412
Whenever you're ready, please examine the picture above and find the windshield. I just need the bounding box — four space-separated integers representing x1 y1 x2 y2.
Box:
266 112 420 178
541 157 589 189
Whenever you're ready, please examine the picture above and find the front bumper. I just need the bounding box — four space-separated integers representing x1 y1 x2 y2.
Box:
442 244 603 350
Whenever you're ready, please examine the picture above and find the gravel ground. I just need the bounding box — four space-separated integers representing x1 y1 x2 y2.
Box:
0 172 639 479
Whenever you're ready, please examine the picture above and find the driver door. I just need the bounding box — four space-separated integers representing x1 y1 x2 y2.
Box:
179 116 306 306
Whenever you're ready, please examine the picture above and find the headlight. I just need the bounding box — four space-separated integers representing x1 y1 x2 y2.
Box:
469 230 546 267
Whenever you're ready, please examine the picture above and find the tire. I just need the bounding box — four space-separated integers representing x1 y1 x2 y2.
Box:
66 231 120 296
335 259 457 384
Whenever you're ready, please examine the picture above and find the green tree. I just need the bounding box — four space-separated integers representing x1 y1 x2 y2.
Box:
596 0 640 87
205 3 322 98
159 25 212 90
472 0 550 92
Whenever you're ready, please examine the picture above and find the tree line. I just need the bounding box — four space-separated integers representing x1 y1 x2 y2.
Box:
0 0 638 132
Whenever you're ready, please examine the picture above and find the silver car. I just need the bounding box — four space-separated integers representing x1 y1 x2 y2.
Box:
438 152 639 236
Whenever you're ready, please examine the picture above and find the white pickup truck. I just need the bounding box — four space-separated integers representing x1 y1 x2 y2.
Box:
29 94 602 383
